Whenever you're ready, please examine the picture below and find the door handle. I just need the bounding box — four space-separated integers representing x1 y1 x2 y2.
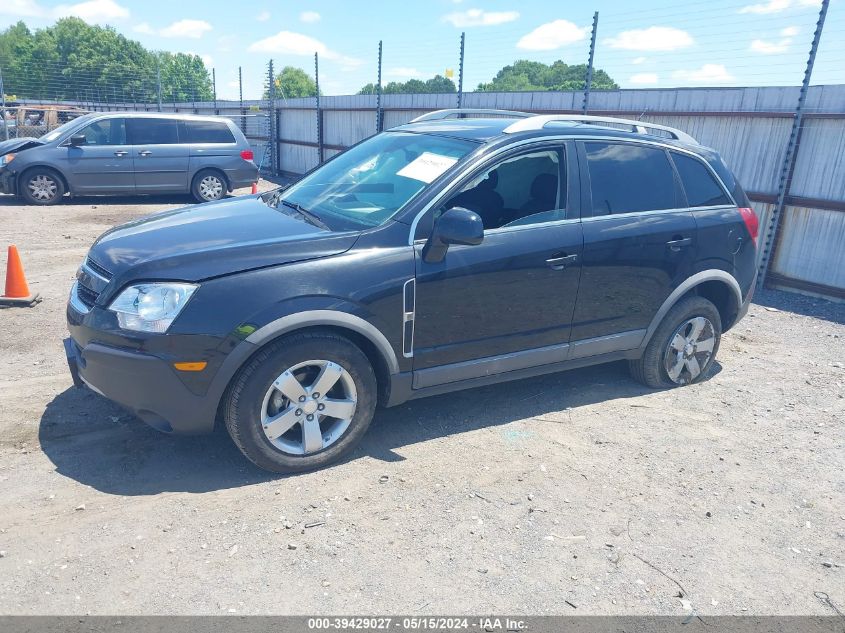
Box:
113 150 128 157
546 253 578 270
138 150 152 157
666 236 692 252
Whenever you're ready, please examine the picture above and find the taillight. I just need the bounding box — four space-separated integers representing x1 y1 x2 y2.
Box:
240 149 254 161
738 207 758 246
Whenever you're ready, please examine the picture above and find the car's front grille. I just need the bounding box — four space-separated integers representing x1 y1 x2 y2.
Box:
76 282 99 308
86 257 113 280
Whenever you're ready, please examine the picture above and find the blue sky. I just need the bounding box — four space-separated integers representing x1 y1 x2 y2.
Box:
1 0 842 99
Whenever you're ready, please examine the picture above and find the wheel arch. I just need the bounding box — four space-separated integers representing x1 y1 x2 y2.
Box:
192 166 231 191
209 310 400 427
18 164 70 194
641 270 742 349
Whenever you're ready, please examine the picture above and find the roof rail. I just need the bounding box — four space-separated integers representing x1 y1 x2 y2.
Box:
502 114 698 144
409 108 533 123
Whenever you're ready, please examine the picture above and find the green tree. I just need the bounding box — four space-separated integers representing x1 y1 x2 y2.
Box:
357 74 455 95
0 18 212 103
266 66 318 99
477 59 618 92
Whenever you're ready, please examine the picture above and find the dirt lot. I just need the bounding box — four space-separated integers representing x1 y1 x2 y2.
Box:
0 189 843 616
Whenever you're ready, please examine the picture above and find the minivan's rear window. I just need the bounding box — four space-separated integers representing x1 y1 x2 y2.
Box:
185 120 235 144
127 118 179 145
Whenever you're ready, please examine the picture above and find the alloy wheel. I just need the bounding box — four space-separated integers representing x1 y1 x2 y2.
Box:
260 360 358 455
663 316 716 384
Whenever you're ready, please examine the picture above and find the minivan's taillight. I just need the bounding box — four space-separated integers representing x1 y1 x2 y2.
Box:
240 149 254 161
738 207 758 246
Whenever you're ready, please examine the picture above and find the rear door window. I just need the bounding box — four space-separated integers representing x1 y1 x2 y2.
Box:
127 118 179 145
185 120 236 143
584 142 679 215
671 151 732 207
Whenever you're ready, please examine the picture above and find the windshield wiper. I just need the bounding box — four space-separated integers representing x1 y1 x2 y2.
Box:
278 199 331 231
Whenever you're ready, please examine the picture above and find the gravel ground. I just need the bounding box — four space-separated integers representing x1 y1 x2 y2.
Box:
0 189 843 616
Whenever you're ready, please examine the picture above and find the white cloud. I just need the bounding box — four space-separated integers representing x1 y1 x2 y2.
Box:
133 22 154 34
606 26 693 51
632 56 647 65
300 11 321 23
672 64 735 84
629 73 659 85
749 26 799 54
257 10 270 22
517 20 587 50
248 30 362 68
738 0 819 13
386 67 424 78
160 19 212 39
442 8 519 27
1 0 130 22
200 54 213 68
54 0 129 21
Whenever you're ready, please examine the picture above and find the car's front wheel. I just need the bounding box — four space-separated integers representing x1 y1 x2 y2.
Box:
20 168 65 205
224 332 377 473
630 296 722 388
192 169 227 203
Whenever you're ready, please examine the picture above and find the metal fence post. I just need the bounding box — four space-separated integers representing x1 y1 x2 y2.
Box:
156 63 162 112
757 0 829 289
0 64 8 141
239 66 246 133
376 40 383 133
212 67 218 114
267 59 277 175
582 11 599 114
457 32 465 109
315 52 323 164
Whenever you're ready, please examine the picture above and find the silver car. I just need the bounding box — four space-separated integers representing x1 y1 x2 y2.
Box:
0 112 259 205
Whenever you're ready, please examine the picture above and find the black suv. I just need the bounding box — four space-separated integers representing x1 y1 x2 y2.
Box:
65 110 758 473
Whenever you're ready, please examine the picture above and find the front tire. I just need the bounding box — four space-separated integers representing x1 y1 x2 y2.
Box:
630 296 722 388
20 168 65 205
224 332 377 473
191 169 227 203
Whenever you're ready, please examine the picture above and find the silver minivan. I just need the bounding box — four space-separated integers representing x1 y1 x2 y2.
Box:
0 112 259 205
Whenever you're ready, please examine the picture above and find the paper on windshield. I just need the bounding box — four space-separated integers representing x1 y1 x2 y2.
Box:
397 152 458 183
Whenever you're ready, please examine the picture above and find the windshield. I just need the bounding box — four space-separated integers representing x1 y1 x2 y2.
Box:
280 132 476 229
38 114 92 143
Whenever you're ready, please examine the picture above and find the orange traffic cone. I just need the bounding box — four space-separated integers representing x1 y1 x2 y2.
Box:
1 245 41 307
251 181 259 194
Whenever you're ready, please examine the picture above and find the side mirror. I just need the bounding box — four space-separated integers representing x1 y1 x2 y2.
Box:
422 207 484 263
68 134 87 147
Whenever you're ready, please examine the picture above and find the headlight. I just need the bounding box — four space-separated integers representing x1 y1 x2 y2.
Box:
109 282 197 333
0 153 15 167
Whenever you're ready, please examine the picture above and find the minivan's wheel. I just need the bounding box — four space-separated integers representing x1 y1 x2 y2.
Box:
224 332 377 473
20 168 65 205
192 169 227 202
630 296 722 389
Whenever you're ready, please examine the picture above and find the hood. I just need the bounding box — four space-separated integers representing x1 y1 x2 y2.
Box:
88 195 360 289
0 137 43 156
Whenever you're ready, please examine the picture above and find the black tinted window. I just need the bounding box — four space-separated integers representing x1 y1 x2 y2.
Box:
585 142 677 215
672 152 732 207
186 120 235 143
76 118 126 145
127 118 179 145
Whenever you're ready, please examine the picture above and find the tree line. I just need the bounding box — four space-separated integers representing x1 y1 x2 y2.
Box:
0 18 212 103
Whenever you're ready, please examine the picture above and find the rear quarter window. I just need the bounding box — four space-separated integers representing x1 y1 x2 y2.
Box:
185 120 236 144
671 151 732 207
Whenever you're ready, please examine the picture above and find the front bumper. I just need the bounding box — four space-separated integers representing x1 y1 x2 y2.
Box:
0 169 15 195
64 335 219 435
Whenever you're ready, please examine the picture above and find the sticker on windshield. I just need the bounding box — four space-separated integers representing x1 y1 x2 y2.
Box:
397 152 458 183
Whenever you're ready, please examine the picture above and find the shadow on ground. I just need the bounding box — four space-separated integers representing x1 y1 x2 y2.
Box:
37 360 704 497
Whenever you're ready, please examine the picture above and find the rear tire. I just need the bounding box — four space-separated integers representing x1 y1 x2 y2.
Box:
224 332 377 473
191 169 227 203
20 167 65 205
630 296 722 388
